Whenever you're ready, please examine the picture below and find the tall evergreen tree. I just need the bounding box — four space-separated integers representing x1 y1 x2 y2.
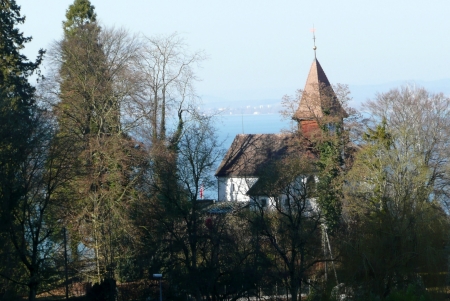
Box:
0 0 44 297
0 0 44 223
62 0 96 35
57 0 117 139
52 0 145 284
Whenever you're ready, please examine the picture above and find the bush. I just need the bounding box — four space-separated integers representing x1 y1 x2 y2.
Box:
383 285 429 301
86 278 117 301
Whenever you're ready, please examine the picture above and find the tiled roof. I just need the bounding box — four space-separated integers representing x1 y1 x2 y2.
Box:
294 58 347 121
215 133 312 177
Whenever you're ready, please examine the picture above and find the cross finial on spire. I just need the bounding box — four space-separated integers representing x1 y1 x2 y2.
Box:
310 26 317 58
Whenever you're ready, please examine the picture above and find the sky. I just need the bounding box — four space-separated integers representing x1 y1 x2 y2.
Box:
18 0 450 106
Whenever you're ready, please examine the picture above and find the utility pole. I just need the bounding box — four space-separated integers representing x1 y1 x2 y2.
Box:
153 274 162 301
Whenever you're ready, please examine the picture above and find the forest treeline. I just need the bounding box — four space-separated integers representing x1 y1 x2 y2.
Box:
1 1 450 301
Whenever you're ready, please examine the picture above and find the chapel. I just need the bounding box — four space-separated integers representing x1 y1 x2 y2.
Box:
214 54 347 203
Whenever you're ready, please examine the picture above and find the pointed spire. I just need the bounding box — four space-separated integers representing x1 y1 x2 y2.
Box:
294 58 347 121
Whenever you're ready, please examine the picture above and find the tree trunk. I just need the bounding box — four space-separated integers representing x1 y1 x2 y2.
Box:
152 93 158 143
160 88 166 141
290 276 299 301
28 285 37 301
28 275 38 301
94 219 101 283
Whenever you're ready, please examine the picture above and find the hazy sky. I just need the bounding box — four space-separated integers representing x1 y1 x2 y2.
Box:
18 0 450 103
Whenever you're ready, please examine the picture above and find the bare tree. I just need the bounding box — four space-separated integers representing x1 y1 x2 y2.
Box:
132 32 206 146
363 85 450 207
3 108 74 301
135 117 226 301
246 144 331 301
342 85 450 298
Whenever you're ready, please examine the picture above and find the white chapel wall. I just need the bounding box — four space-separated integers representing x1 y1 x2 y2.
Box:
217 177 258 202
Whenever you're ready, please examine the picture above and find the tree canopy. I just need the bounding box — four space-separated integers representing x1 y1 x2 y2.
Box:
1 1 450 300
63 0 96 35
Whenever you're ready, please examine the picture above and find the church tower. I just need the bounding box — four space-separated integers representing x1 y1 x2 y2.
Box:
293 54 347 136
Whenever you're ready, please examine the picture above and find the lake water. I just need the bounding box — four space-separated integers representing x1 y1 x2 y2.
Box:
216 113 294 150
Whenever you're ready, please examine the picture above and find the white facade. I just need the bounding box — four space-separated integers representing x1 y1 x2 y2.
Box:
217 176 258 202
217 175 318 215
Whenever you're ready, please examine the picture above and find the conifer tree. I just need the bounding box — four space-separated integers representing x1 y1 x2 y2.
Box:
63 0 96 34
0 0 44 222
53 0 144 284
0 0 44 296
57 0 116 139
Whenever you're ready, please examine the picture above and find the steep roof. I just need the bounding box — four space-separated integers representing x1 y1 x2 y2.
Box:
294 58 347 121
215 133 311 177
